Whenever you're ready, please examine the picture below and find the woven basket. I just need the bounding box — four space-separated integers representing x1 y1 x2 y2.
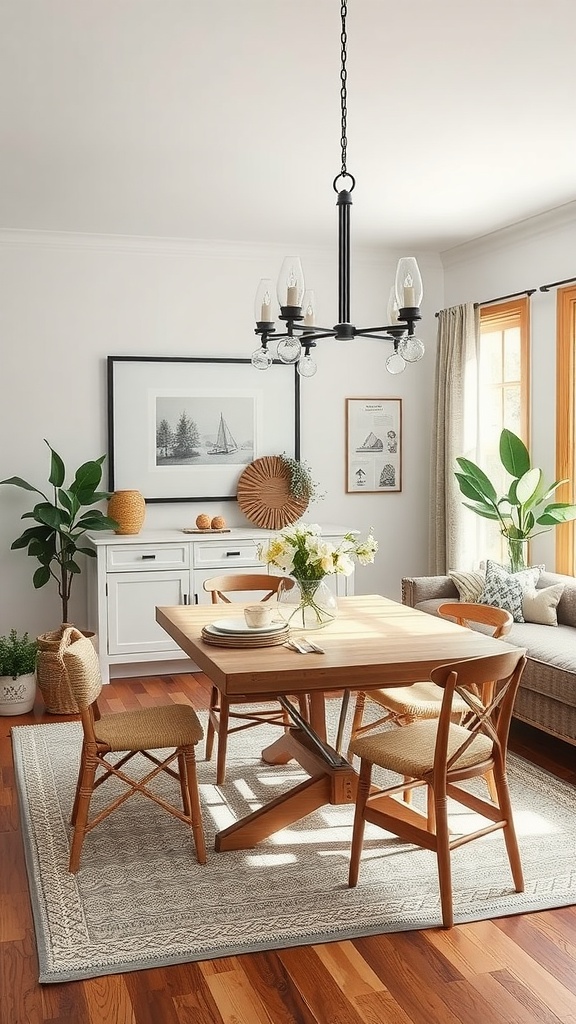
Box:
36 624 97 714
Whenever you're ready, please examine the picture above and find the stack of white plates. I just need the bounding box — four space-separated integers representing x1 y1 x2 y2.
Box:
201 616 289 648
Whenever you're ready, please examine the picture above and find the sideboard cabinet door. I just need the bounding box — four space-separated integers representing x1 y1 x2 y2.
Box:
107 570 190 656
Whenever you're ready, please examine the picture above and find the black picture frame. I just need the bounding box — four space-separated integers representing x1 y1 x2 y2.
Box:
107 356 300 503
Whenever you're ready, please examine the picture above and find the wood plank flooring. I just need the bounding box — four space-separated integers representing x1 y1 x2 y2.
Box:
1 672 575 1024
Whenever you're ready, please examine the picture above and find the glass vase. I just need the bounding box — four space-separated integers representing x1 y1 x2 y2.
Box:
276 576 338 630
506 536 528 573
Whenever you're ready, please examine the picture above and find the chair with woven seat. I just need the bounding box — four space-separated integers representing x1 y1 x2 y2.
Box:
345 603 513 759
63 627 206 873
203 573 298 785
348 648 527 928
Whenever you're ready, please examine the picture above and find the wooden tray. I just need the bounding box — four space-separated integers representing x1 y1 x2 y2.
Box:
182 528 231 534
236 456 308 530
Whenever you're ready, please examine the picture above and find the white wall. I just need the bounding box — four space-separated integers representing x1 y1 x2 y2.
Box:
0 229 443 638
441 202 576 571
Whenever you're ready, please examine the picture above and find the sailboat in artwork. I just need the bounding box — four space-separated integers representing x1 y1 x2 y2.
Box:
208 413 238 455
356 431 383 452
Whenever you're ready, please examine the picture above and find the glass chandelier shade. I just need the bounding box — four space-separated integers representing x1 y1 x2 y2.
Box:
254 278 275 324
276 256 305 309
394 257 424 309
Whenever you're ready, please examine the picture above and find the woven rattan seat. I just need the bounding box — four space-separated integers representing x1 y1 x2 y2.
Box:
62 627 206 873
348 648 527 928
94 704 204 751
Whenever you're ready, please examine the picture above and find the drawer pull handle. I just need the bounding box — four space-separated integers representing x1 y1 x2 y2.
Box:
141 554 157 560
225 551 241 557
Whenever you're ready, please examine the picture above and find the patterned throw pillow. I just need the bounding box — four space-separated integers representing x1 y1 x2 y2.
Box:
479 560 542 622
448 569 486 603
522 584 565 626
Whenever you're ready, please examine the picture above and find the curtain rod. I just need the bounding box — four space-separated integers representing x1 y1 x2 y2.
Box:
539 276 576 292
435 288 536 317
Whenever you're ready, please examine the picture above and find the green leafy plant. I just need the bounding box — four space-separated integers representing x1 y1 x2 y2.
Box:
0 440 118 623
279 454 324 503
0 630 38 679
455 428 576 571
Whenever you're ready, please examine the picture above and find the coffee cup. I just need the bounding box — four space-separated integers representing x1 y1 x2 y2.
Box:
244 604 273 628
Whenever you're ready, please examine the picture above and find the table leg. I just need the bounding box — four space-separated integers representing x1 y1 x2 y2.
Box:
215 726 357 852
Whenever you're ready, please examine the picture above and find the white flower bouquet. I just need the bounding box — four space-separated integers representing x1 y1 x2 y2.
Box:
258 523 378 583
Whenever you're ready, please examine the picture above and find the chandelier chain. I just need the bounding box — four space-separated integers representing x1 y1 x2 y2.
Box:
340 1 348 177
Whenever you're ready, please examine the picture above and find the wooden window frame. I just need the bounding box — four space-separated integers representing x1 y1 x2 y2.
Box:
556 287 576 574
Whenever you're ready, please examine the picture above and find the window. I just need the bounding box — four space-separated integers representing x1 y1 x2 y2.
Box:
478 298 530 565
556 286 576 575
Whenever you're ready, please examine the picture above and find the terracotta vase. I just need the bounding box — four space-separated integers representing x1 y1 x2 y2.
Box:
108 490 146 535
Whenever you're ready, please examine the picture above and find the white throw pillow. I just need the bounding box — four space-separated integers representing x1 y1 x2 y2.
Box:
522 584 565 626
448 569 485 603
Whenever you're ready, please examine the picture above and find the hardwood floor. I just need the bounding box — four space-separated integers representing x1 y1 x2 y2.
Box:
1 672 575 1024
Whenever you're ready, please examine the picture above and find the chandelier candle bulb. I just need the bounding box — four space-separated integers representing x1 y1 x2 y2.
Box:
403 283 416 307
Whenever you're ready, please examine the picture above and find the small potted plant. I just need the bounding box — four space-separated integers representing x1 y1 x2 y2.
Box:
0 630 38 716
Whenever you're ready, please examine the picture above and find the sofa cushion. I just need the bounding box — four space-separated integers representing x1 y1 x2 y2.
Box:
479 560 542 622
538 572 576 628
522 584 565 626
448 569 485 603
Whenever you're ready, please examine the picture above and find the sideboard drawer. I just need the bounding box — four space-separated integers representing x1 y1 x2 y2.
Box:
106 544 190 572
193 539 261 568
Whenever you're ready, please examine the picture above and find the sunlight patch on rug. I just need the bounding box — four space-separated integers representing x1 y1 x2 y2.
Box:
11 714 576 983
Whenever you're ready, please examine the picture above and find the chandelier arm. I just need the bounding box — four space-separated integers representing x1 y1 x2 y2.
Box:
355 331 405 342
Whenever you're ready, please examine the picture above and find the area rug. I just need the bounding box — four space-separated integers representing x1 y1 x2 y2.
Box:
12 710 576 983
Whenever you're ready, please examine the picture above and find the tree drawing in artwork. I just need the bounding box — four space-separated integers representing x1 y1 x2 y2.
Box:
172 412 200 459
156 418 174 459
155 394 255 467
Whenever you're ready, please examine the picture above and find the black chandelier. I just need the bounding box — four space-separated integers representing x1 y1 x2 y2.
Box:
251 1 424 378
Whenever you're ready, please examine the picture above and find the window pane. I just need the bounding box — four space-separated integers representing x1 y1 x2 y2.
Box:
503 328 520 382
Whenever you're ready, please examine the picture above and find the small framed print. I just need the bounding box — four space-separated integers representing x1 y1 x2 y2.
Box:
345 398 402 493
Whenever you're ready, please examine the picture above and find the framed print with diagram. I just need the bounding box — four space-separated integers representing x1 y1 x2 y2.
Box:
346 398 402 493
107 356 300 503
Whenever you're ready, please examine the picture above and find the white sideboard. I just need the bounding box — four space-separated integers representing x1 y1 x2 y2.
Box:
86 526 356 683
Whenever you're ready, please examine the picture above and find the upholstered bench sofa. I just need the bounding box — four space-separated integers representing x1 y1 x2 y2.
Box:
401 571 576 747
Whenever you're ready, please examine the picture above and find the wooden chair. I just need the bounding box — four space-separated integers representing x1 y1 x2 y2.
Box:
203 573 297 785
345 604 513 758
64 627 206 873
348 648 527 928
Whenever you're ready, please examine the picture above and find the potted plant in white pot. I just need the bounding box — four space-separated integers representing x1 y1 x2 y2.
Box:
455 428 576 571
0 440 118 712
0 630 38 716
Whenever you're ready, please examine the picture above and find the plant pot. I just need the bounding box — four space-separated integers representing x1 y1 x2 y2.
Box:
0 672 36 715
36 624 97 714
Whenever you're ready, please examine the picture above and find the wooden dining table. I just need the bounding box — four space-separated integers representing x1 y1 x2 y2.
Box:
156 595 515 852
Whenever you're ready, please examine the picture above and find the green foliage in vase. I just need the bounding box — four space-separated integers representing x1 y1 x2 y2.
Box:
0 440 118 623
455 428 576 568
0 630 38 679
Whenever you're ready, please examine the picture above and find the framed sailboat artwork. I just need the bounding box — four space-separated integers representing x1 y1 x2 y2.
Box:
345 398 402 493
107 356 300 502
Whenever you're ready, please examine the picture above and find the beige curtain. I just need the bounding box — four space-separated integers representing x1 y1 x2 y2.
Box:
429 302 480 573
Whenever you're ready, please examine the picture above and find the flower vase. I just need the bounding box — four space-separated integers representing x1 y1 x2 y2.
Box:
276 577 338 630
506 537 528 573
107 490 146 535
